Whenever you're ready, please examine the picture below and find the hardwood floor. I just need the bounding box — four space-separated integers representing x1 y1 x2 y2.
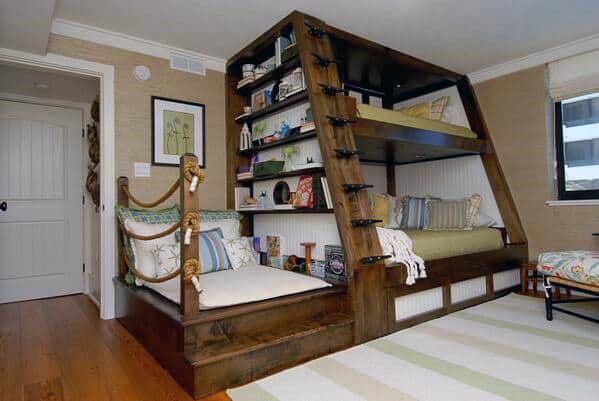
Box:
0 294 230 401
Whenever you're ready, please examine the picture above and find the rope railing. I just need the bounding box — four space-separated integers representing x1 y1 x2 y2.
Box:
119 156 205 300
120 179 180 208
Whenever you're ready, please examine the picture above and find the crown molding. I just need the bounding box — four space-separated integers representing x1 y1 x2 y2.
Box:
51 18 226 73
468 32 599 84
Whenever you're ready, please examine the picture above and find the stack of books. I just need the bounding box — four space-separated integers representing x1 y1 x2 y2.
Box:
236 76 255 89
320 176 333 209
300 121 315 133
237 171 253 181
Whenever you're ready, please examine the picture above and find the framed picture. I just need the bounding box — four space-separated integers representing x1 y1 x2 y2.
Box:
151 96 205 167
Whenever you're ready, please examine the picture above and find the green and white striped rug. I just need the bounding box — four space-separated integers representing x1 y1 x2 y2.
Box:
228 294 599 401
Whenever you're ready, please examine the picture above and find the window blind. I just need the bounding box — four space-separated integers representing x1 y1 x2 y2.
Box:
548 49 599 101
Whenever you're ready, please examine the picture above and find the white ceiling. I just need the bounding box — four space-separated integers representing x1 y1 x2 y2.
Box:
0 0 56 54
0 61 99 103
52 0 599 74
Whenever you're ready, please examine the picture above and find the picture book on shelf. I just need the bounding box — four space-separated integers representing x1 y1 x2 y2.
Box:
266 235 285 269
325 245 346 283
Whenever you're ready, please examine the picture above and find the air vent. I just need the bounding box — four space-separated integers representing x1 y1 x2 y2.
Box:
169 52 206 76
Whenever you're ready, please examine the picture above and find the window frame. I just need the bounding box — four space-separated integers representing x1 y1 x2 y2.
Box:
554 100 599 200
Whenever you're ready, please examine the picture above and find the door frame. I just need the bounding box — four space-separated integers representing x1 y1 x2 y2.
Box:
0 47 116 319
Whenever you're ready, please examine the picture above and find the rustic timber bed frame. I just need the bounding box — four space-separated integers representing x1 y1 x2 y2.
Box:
115 11 528 399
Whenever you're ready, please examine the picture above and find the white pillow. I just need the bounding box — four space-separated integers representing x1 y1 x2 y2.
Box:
385 195 402 229
222 237 258 270
124 219 177 284
152 244 180 277
201 219 240 240
474 212 496 227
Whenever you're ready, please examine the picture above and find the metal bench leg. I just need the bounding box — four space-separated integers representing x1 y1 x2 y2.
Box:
543 276 553 321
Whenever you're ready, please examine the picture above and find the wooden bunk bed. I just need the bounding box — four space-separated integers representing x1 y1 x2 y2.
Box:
226 11 528 347
114 154 354 398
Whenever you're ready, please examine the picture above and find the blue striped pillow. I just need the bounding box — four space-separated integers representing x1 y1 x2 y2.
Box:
199 228 231 274
400 196 439 229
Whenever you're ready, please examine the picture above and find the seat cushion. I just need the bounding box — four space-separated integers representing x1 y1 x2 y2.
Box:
537 250 599 286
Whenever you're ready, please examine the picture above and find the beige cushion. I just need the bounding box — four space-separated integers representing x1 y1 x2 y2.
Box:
424 194 481 231
398 96 449 121
372 194 390 227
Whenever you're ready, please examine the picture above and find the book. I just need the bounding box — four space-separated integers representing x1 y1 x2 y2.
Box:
321 176 332 209
325 245 346 283
236 76 255 89
275 36 292 66
273 204 294 210
237 172 253 181
311 173 327 209
266 235 285 268
293 175 313 208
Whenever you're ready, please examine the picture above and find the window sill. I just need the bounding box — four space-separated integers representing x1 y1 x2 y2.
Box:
545 200 599 206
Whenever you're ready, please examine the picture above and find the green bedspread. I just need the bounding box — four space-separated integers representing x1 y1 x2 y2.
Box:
404 227 504 261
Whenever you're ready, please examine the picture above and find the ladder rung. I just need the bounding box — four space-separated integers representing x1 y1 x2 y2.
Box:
351 219 382 227
305 22 326 38
360 255 392 265
342 184 373 193
334 149 364 158
319 83 348 96
327 115 357 127
312 53 341 67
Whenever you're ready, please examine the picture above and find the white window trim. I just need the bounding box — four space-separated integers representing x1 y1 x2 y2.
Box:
546 199 599 206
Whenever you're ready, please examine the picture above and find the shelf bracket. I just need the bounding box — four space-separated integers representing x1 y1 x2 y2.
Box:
319 83 348 96
360 255 392 265
342 183 373 193
312 53 341 67
351 219 383 227
304 22 326 38
327 115 357 127
334 149 364 158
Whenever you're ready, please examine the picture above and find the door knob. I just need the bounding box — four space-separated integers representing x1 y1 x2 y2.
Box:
0 201 6 211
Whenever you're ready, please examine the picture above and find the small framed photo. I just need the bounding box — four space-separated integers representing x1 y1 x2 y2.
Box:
151 96 205 167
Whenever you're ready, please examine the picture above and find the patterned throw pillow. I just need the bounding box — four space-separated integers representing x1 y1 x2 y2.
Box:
200 209 241 222
152 244 180 277
424 194 482 231
116 205 180 265
123 220 178 283
429 96 450 120
222 237 259 270
386 195 402 229
400 196 437 229
198 228 231 274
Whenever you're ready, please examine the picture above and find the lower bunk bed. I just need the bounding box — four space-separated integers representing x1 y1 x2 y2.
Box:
382 229 527 334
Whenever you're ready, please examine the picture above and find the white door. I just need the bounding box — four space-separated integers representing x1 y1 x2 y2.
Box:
0 100 83 303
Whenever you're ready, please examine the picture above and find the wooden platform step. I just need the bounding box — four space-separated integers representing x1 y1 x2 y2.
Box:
187 312 354 398
186 312 352 366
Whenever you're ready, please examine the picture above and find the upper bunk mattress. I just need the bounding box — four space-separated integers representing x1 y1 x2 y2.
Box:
356 103 478 139
143 265 331 310
404 227 504 261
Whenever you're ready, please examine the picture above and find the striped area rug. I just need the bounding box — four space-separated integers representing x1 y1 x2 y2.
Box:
228 294 599 401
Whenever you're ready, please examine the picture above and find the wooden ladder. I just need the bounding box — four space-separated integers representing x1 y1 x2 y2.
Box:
291 13 388 342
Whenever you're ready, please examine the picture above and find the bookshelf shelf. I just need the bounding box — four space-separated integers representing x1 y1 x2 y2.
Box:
238 208 334 215
237 166 323 183
237 130 317 156
235 56 301 95
235 91 308 124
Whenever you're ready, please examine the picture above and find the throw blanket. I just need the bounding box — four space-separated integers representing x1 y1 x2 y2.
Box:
376 227 426 285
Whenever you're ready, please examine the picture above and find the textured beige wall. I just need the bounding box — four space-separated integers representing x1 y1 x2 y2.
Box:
47 34 226 209
474 66 599 258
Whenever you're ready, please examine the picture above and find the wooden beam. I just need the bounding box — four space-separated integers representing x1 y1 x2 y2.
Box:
456 77 527 244
291 12 386 342
386 145 396 196
117 176 129 279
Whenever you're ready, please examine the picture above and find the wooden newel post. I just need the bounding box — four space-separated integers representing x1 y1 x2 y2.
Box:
117 176 130 279
180 154 200 316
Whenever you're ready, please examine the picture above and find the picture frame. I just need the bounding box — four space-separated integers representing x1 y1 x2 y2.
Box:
151 96 205 167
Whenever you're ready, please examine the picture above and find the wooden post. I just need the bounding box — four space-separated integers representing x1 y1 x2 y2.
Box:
117 176 129 279
180 154 200 316
301 242 316 275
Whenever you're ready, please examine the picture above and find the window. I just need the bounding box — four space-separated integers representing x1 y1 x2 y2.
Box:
555 92 599 200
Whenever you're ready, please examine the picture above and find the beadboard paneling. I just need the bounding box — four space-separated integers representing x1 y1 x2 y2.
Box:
493 268 520 291
258 137 322 169
252 101 311 141
451 276 487 304
253 213 340 260
394 286 444 321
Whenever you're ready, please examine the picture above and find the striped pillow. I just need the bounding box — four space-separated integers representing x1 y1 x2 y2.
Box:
400 196 437 229
424 194 481 231
199 228 231 274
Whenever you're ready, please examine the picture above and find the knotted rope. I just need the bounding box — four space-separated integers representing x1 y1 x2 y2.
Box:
118 221 180 241
181 211 200 245
183 258 202 293
120 250 181 283
120 179 180 208
183 161 205 193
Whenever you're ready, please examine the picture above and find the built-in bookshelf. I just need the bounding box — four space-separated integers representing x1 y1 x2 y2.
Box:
235 56 301 95
237 129 317 156
235 91 308 124
238 166 323 183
